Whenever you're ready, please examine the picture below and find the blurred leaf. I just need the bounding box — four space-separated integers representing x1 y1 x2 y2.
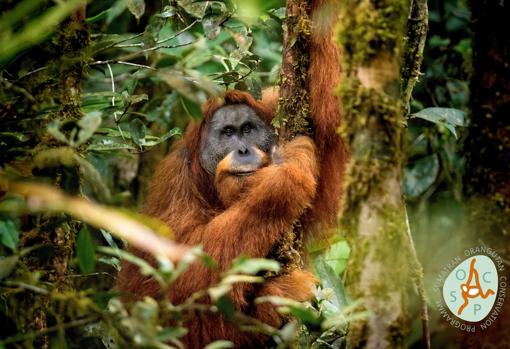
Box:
159 5 176 18
204 340 234 349
0 132 29 143
203 15 224 40
411 107 466 138
77 112 102 146
228 257 280 275
0 255 19 280
428 35 451 48
107 0 128 24
126 0 145 21
0 218 19 251
0 0 84 65
318 240 350 276
180 97 202 119
179 0 208 18
258 296 321 326
85 9 111 24
157 327 188 341
216 295 235 321
404 154 440 199
76 226 96 274
0 181 189 263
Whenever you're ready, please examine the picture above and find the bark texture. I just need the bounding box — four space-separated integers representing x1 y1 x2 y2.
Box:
337 1 412 348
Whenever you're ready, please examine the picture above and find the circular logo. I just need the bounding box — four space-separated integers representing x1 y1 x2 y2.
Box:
434 246 507 332
442 255 498 322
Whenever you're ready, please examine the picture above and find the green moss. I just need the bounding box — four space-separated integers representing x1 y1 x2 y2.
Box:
335 0 411 347
337 0 408 69
273 3 311 138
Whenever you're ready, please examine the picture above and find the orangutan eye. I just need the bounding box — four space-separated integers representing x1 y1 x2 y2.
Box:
242 123 253 134
222 127 234 137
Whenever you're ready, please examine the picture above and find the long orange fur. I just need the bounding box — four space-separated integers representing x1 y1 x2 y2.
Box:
117 0 346 347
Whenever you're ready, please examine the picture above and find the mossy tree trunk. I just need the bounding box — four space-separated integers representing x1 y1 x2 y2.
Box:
16 5 90 347
274 0 311 139
337 1 412 348
268 0 312 273
462 1 510 347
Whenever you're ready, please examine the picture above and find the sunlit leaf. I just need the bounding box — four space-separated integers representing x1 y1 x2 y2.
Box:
319 240 350 276
157 327 188 341
204 340 234 349
228 257 280 275
77 112 102 146
159 5 176 18
126 0 145 21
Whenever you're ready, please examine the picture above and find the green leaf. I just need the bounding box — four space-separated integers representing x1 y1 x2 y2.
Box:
77 112 102 146
107 0 128 24
157 327 188 341
204 340 234 349
0 255 19 280
86 9 111 24
403 154 440 200
203 15 223 40
159 5 176 18
0 132 29 143
126 0 145 21
216 295 235 321
228 257 280 275
129 118 146 147
286 304 321 327
0 218 19 251
411 108 466 138
313 256 347 310
76 226 96 274
180 97 202 119
319 240 351 276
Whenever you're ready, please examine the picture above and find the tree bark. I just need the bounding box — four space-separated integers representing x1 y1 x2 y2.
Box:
337 1 412 348
274 0 311 140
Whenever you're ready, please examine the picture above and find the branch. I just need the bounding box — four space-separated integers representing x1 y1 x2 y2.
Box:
401 0 429 113
0 179 190 262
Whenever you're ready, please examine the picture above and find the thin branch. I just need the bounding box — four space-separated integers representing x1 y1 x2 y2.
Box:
157 19 198 45
90 60 156 70
401 0 429 113
404 205 431 349
117 42 194 61
0 317 100 345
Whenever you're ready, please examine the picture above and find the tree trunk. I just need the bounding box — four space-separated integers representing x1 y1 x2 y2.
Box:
267 0 312 274
337 1 412 348
462 1 510 347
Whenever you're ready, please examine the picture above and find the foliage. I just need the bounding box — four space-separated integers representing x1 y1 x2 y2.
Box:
0 0 350 348
0 0 476 347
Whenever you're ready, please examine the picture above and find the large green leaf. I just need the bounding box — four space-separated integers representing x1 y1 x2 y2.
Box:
411 107 466 138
